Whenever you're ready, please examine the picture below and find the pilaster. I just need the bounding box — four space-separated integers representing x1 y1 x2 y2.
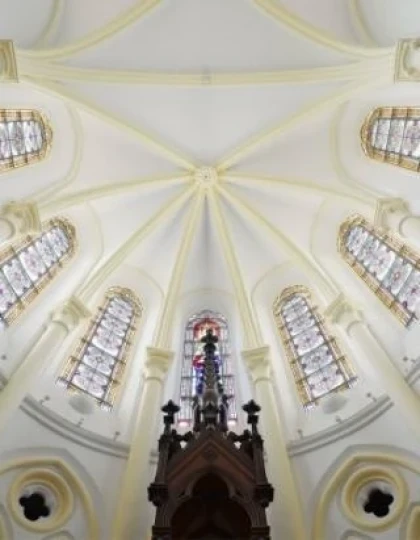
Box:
242 345 271 383
51 296 91 333
2 201 42 237
145 347 174 381
395 38 420 82
0 40 18 82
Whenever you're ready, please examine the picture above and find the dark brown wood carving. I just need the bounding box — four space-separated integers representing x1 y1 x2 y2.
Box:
148 329 274 539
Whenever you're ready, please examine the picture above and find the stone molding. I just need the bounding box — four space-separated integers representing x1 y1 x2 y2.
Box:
2 201 42 236
0 40 18 82
395 38 420 82
51 296 91 333
242 345 271 383
144 346 173 381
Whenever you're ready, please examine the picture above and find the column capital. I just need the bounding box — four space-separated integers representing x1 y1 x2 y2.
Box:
145 347 173 382
0 40 18 82
51 296 91 333
2 201 42 236
374 197 408 231
395 38 420 82
324 293 363 333
242 345 271 383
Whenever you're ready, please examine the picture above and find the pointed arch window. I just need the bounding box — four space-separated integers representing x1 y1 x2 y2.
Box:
339 214 420 326
0 110 52 173
57 288 142 410
273 287 356 409
361 107 420 172
0 218 75 328
178 310 237 427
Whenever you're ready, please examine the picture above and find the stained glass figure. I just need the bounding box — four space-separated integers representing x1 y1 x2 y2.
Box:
0 110 52 173
178 310 237 427
273 287 356 408
361 107 420 172
57 288 141 410
339 214 420 326
0 218 75 329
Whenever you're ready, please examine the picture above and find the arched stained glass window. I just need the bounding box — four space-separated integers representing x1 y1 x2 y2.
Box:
361 107 420 172
0 218 75 329
178 310 237 427
339 214 420 326
0 110 52 173
273 287 356 409
57 288 142 410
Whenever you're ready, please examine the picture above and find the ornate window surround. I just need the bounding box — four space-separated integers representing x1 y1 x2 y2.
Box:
361 106 420 173
0 109 53 173
178 310 237 427
273 286 356 409
339 214 420 326
57 287 142 410
0 217 75 328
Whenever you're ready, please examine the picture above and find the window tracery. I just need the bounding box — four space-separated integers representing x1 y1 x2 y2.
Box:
273 287 356 409
361 107 420 172
178 310 237 427
0 218 75 328
339 214 420 326
57 288 142 410
0 110 52 173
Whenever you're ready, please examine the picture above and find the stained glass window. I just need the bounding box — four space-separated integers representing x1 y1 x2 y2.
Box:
57 288 142 410
0 218 75 329
339 214 420 326
0 110 52 173
178 310 237 427
361 107 420 172
273 287 356 409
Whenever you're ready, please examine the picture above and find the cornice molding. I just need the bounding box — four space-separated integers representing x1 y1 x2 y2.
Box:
20 397 129 459
288 361 420 457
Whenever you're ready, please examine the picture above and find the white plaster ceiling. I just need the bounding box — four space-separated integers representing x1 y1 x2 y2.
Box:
2 0 418 303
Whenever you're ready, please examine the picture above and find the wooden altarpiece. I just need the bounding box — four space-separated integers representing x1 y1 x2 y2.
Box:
148 330 274 539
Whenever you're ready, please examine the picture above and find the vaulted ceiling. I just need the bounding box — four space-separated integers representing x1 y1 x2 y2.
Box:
0 0 418 305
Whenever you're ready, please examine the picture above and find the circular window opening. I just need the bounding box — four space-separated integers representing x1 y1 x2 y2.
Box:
19 489 52 521
8 469 73 533
363 487 395 518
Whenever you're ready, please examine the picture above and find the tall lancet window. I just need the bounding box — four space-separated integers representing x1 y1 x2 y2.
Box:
339 214 420 326
361 107 420 172
273 287 356 409
57 288 142 410
178 310 237 427
0 110 52 173
0 218 75 329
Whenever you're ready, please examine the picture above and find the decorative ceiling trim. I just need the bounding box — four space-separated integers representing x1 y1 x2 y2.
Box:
217 183 337 301
216 76 389 171
329 102 382 201
253 0 393 59
348 0 378 48
33 0 65 49
24 76 196 171
18 0 162 61
41 173 192 214
222 172 369 205
17 57 387 87
153 189 205 348
77 184 198 300
35 105 83 204
207 188 262 349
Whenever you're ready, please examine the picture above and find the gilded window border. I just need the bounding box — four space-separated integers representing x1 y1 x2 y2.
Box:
0 109 53 174
361 106 420 173
273 286 356 408
0 217 75 326
58 287 142 410
338 214 420 326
